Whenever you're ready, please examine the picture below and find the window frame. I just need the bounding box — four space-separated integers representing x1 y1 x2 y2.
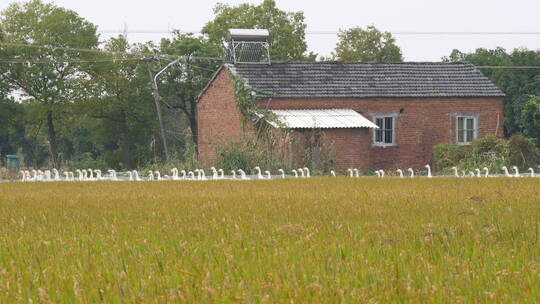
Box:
371 114 397 147
455 114 478 145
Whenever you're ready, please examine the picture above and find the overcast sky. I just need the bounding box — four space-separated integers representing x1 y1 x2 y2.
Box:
1 0 540 61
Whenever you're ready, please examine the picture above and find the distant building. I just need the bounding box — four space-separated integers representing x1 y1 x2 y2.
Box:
196 31 504 171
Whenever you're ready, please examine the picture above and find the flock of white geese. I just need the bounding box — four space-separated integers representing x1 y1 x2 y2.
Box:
16 164 540 182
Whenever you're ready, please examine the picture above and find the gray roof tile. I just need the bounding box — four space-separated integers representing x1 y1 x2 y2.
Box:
228 62 504 98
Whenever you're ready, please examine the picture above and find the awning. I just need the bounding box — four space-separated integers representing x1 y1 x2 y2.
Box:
261 109 379 129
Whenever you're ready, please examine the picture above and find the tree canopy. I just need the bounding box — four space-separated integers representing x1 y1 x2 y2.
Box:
0 0 99 167
331 25 403 62
202 0 314 61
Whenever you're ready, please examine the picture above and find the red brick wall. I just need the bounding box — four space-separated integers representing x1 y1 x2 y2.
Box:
197 67 246 166
267 97 504 171
197 67 504 171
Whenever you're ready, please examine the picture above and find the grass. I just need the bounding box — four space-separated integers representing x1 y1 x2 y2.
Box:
1 178 539 303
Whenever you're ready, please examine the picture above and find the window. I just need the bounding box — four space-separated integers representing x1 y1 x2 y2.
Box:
373 116 395 146
456 115 477 144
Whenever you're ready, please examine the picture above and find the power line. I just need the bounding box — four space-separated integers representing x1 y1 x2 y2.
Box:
0 42 224 62
477 66 540 69
99 29 540 36
0 58 144 64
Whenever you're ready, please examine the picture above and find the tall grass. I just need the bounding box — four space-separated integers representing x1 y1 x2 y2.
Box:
1 178 539 302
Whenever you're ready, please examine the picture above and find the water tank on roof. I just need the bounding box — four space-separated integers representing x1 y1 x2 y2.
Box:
226 29 270 64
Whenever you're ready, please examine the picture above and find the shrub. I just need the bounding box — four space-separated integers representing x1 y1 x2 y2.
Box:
508 135 540 170
432 134 529 174
432 143 470 171
214 142 259 172
66 152 108 171
471 134 508 156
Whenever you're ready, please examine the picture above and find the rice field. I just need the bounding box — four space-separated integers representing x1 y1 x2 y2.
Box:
1 178 539 303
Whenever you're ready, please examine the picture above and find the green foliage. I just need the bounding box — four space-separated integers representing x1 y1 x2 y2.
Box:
433 134 539 174
520 95 540 147
0 0 99 167
214 141 260 172
66 152 108 171
202 0 314 61
158 32 222 146
330 26 403 62
508 135 539 169
214 140 287 172
471 133 509 156
432 143 470 171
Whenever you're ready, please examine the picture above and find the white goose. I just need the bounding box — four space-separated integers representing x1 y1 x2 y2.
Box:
298 168 305 178
230 170 237 179
237 169 247 180
218 169 225 179
278 169 285 179
408 168 414 178
425 165 432 178
483 167 490 178
330 170 336 177
254 166 263 179
502 166 511 177
396 169 404 178
353 168 359 178
347 168 353 177
512 166 520 178
292 169 298 178
303 167 311 178
265 170 271 179
475 168 481 178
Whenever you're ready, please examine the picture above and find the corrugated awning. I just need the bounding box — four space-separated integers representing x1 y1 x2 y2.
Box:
262 109 379 129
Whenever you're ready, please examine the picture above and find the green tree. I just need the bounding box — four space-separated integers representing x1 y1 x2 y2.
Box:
520 95 540 146
331 25 403 62
444 48 540 136
76 36 155 169
158 32 221 149
202 0 314 61
0 0 99 168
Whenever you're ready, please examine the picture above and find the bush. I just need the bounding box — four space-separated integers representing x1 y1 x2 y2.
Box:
432 143 470 170
66 152 108 171
432 134 533 174
508 135 539 170
471 134 508 156
214 142 259 172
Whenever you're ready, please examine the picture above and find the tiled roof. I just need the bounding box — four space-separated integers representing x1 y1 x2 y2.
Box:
263 109 379 129
227 62 504 98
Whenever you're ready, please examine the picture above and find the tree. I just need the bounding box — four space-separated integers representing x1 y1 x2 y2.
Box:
520 95 540 145
76 36 154 169
444 48 540 136
331 25 403 62
0 0 99 168
202 0 314 61
158 32 221 151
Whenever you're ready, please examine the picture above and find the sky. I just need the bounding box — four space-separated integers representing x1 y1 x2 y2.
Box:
1 0 540 61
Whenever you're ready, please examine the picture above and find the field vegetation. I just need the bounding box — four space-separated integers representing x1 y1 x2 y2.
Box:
1 178 540 302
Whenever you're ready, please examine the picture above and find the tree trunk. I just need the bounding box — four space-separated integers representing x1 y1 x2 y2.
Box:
119 111 133 169
145 60 170 162
46 111 60 168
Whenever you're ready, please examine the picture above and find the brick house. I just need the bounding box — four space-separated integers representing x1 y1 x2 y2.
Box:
197 61 504 171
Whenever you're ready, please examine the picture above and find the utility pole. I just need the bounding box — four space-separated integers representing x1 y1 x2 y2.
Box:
144 57 170 162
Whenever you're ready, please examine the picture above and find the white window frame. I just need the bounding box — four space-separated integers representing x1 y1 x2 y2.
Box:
372 114 397 147
455 114 478 145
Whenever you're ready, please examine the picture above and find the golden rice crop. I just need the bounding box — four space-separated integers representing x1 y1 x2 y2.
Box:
1 178 539 303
